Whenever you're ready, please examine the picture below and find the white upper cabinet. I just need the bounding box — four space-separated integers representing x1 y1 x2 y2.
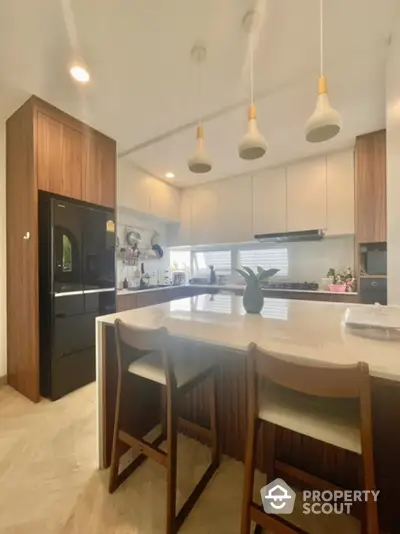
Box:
190 183 219 245
117 161 180 222
149 177 180 222
218 176 253 243
253 168 287 235
117 161 152 214
326 149 355 235
286 157 327 231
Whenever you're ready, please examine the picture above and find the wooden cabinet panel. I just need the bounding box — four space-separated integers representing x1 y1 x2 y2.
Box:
218 176 253 243
355 130 386 243
6 100 40 402
85 133 116 208
326 150 355 236
190 183 219 245
287 157 327 231
253 168 287 235
36 111 84 200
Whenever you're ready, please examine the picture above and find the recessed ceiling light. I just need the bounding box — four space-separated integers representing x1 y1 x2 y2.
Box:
165 172 175 178
69 62 90 83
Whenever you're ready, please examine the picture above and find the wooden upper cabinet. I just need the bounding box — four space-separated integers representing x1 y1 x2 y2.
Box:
355 130 387 243
35 99 116 208
36 111 84 200
286 157 327 232
85 133 116 208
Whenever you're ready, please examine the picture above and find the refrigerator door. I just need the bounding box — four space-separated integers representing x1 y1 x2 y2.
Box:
52 198 85 294
82 206 115 290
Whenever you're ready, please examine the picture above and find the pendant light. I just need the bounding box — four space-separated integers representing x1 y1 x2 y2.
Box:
238 10 267 160
305 0 341 143
188 44 212 174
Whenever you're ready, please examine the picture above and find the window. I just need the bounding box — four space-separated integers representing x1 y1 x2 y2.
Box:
192 250 232 275
170 250 191 271
62 234 72 272
238 248 288 277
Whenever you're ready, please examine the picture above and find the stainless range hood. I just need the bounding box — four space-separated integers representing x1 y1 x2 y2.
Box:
254 229 325 243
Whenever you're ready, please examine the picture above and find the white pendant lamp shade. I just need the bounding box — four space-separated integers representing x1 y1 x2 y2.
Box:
188 125 212 173
306 0 342 143
239 11 267 161
305 75 341 143
238 104 267 160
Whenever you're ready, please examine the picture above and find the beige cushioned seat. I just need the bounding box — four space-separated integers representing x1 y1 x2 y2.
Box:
128 352 213 388
258 381 362 454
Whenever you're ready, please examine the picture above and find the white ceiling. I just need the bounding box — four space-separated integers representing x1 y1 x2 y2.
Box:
0 0 396 187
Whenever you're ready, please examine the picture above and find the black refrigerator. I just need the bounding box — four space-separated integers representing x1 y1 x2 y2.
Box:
38 192 116 400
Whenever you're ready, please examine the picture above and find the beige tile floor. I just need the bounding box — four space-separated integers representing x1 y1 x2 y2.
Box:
0 383 359 534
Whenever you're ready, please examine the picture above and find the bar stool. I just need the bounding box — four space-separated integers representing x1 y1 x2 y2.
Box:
109 319 220 534
241 344 379 534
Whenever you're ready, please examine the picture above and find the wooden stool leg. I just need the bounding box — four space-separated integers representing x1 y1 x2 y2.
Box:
361 455 379 534
210 368 220 467
253 423 276 533
161 386 167 439
241 417 258 534
266 423 276 483
109 373 123 493
166 392 178 534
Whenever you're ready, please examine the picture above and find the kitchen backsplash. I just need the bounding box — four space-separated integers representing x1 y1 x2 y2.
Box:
116 207 169 288
281 235 355 282
179 235 355 284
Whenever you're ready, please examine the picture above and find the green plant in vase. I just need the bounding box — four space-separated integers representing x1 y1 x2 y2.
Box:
236 266 279 314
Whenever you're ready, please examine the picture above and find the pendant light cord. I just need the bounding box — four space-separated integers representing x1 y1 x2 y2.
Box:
249 32 254 105
320 0 324 75
197 59 203 127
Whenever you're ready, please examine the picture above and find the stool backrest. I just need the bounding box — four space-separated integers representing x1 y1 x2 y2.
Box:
114 319 176 388
248 343 368 399
246 343 374 462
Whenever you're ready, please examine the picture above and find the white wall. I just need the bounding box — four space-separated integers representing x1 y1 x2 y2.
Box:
387 11 400 304
0 122 6 377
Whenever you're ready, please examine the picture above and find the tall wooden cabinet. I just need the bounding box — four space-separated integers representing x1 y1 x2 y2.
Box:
6 96 116 401
355 130 387 243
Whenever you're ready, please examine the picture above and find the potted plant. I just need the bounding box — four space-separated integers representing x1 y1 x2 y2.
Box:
327 267 354 292
236 266 279 313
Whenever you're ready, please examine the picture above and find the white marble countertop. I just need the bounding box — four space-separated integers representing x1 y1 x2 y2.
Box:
117 284 358 296
98 295 400 382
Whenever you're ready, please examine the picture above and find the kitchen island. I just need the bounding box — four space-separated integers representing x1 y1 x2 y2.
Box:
96 295 400 532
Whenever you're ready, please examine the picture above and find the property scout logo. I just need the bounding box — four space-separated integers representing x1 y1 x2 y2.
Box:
261 478 379 516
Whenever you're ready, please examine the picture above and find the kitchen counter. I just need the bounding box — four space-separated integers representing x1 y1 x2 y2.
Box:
117 284 358 296
117 286 173 295
186 283 358 295
96 295 400 531
99 295 398 382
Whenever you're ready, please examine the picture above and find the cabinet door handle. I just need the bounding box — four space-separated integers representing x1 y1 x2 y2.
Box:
371 281 378 287
23 231 30 240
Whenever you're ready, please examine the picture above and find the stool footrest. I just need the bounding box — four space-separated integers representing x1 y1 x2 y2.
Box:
250 503 307 534
179 417 213 442
176 460 219 531
119 430 167 467
276 460 344 493
110 433 165 493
